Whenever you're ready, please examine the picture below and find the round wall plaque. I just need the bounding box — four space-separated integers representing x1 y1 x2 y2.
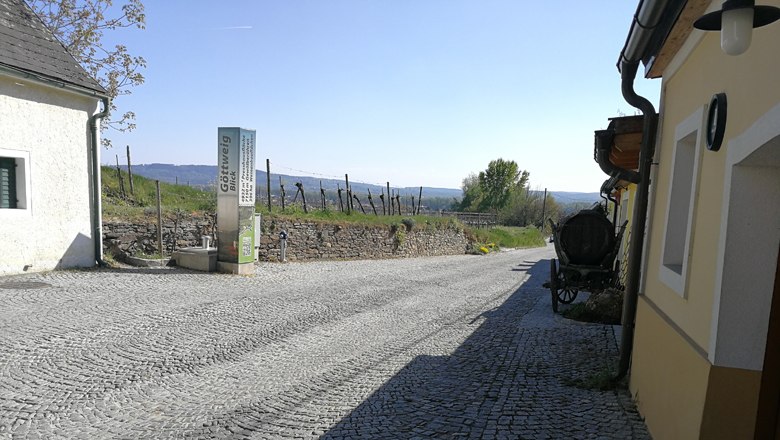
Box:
707 93 727 151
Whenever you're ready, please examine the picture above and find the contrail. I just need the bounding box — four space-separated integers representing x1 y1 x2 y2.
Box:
211 25 253 30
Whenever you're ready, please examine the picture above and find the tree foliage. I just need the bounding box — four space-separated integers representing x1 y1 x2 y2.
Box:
456 158 560 229
28 0 146 147
458 159 529 213
477 158 528 212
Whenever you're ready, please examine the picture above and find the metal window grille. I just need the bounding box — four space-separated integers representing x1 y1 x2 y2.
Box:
0 157 17 209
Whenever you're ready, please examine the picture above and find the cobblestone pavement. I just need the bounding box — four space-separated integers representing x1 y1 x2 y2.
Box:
0 245 649 439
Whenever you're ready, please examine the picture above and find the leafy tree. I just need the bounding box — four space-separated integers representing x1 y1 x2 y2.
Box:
28 0 146 147
476 159 528 213
499 188 560 230
458 173 483 212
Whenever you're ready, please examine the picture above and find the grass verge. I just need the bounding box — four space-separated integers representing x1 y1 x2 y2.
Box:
466 226 545 252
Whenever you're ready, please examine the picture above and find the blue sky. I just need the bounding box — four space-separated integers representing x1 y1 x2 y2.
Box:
103 1 661 192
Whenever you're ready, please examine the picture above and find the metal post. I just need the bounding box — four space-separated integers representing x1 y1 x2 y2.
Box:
279 230 288 262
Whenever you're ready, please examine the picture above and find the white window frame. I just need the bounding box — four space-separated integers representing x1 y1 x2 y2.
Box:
0 148 31 216
658 107 705 297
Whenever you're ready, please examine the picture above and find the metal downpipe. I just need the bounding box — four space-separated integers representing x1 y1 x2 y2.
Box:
616 60 657 380
89 97 110 267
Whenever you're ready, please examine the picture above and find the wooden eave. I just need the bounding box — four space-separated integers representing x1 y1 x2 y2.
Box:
646 0 711 78
608 115 644 171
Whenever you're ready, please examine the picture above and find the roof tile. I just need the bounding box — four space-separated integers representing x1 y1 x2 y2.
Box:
0 0 106 94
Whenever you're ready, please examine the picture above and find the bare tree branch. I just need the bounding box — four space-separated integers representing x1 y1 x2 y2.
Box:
27 0 146 148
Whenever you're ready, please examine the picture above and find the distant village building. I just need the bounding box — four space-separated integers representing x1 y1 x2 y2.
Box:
0 0 109 275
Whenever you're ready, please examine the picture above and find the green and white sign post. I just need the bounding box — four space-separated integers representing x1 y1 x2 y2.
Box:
216 127 256 275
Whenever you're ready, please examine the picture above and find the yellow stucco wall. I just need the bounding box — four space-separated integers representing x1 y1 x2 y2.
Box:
631 298 711 439
699 366 762 439
641 1 780 354
631 1 780 437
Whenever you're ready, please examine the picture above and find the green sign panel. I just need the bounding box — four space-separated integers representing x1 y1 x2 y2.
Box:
217 127 256 264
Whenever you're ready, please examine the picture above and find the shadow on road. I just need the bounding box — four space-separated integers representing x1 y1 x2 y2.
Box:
321 258 646 438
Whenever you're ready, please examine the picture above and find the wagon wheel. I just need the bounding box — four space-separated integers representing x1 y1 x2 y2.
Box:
557 287 579 304
550 259 559 313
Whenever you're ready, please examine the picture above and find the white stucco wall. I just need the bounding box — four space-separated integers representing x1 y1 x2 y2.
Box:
0 75 100 275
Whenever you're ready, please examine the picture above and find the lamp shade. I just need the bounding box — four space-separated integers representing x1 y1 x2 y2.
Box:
722 7 754 55
693 0 780 55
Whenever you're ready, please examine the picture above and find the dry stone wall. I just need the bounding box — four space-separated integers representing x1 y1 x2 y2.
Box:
103 216 469 262
257 219 468 262
103 214 216 260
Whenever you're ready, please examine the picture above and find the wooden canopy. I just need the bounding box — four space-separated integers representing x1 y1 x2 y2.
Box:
607 115 644 171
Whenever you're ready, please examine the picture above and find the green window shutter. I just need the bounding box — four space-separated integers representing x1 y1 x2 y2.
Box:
0 158 17 209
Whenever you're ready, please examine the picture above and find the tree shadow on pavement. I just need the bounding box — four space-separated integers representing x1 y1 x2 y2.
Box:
321 259 648 439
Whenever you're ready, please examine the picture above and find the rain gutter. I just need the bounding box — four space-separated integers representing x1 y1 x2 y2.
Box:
89 97 111 266
613 0 686 380
0 63 109 100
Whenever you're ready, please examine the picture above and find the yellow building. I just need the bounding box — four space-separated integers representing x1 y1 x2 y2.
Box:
611 1 780 438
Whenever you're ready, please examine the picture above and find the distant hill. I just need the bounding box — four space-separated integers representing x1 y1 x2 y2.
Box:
123 163 601 206
548 191 602 205
126 163 462 199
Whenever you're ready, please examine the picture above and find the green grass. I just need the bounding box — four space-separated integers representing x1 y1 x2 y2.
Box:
466 225 546 250
260 205 462 230
562 367 625 391
102 166 215 220
101 168 545 254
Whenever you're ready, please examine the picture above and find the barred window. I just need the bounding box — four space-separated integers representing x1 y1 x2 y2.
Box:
0 157 17 209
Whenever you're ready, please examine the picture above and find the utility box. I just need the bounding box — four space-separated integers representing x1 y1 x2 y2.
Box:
216 127 256 275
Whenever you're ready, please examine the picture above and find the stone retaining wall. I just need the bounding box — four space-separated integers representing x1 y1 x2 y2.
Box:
103 214 216 260
258 219 468 262
103 216 469 262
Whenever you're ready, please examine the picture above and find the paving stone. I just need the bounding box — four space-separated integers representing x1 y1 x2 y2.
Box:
0 245 649 439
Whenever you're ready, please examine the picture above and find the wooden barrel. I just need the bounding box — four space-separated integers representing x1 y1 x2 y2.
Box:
558 207 615 266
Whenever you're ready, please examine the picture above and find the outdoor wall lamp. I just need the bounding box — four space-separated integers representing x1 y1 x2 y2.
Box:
694 0 780 55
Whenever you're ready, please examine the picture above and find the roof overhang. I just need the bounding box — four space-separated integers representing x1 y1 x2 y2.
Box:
0 63 109 100
645 1 712 78
607 115 644 169
594 115 650 190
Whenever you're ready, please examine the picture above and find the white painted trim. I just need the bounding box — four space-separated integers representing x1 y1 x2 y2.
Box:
709 101 780 369
0 148 31 217
658 106 705 297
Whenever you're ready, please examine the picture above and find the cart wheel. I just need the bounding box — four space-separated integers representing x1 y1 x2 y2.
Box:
550 259 559 313
557 288 579 304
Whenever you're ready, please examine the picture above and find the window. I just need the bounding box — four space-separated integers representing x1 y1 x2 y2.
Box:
659 107 704 296
0 157 16 208
0 149 30 212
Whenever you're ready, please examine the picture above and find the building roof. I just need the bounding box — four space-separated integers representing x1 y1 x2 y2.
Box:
0 0 106 94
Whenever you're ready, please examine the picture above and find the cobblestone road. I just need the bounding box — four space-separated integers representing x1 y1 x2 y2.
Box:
0 245 649 439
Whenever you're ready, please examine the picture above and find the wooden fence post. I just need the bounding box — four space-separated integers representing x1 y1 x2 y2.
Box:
126 145 134 195
115 154 125 198
337 184 344 212
345 174 351 214
353 194 366 214
266 159 272 212
156 180 163 259
367 188 377 215
418 186 423 215
320 181 326 210
279 176 286 210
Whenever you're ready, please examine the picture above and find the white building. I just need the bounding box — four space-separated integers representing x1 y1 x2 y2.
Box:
0 0 109 275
